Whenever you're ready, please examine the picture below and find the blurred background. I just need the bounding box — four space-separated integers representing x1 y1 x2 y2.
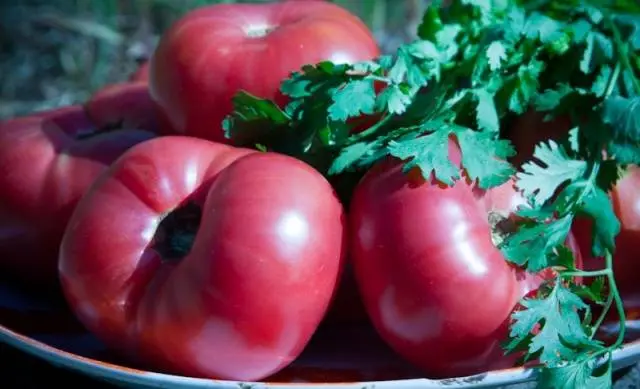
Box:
0 0 427 121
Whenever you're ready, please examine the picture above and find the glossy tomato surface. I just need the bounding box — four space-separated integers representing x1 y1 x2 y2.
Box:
349 140 581 378
573 165 640 320
58 137 347 381
148 0 380 142
0 85 157 287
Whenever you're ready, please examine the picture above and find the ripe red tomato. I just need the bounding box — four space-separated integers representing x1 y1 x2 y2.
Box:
573 165 640 321
85 82 157 131
58 136 347 381
349 140 582 378
148 0 380 143
130 62 150 83
0 85 157 288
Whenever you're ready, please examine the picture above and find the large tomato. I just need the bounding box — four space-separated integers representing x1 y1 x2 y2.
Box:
349 139 582 378
0 84 157 288
148 0 380 143
58 136 347 381
573 166 640 321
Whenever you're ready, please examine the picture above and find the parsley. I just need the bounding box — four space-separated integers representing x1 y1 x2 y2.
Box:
223 1 640 387
505 277 602 365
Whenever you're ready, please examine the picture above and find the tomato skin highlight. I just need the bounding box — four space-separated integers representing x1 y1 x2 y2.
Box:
148 0 380 143
59 137 347 381
0 84 157 287
349 140 581 378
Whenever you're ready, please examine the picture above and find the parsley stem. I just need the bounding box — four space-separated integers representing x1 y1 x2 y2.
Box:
561 269 611 278
604 63 621 99
591 291 615 339
609 18 640 95
604 250 627 348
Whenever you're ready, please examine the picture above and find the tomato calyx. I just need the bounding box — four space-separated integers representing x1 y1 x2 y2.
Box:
153 201 202 261
488 211 519 248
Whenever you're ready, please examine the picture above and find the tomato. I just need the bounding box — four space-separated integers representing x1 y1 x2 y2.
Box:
148 0 380 143
0 85 157 288
573 166 640 321
130 62 150 83
349 139 582 378
85 82 156 131
58 136 347 381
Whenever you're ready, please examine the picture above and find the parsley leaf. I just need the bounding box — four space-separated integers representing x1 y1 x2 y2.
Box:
387 127 459 185
571 277 607 305
456 129 515 188
222 91 291 145
500 215 573 272
377 84 413 115
539 356 612 389
497 59 546 115
486 41 507 71
389 41 442 87
602 96 640 138
602 96 640 164
329 79 376 121
516 141 588 207
328 141 381 175
473 88 500 133
417 5 443 42
580 32 614 74
506 279 601 366
523 12 566 44
535 84 576 112
574 185 621 257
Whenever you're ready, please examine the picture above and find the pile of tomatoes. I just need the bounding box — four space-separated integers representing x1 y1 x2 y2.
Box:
0 0 638 383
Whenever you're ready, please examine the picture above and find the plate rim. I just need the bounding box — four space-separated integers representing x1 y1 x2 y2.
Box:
2 321 640 389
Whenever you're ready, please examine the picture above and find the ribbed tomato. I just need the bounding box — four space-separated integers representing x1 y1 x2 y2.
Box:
59 137 347 381
0 83 157 287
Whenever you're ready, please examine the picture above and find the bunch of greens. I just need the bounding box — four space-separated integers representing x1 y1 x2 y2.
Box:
223 0 640 387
